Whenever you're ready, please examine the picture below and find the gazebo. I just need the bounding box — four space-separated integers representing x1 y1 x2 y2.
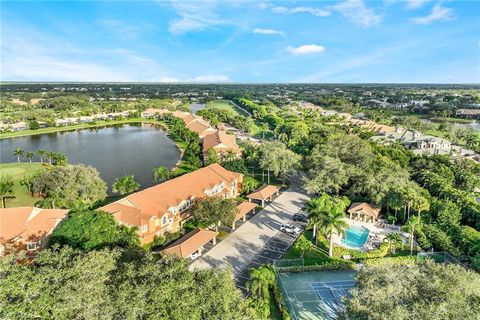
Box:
247 185 280 207
347 202 381 223
232 202 257 230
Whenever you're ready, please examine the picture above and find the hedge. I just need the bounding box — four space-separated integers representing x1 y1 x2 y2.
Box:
276 260 355 273
272 282 291 320
362 255 417 265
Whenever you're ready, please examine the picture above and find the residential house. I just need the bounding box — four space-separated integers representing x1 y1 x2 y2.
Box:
99 164 243 245
347 202 380 222
141 108 169 119
456 109 480 119
0 207 69 256
202 131 242 160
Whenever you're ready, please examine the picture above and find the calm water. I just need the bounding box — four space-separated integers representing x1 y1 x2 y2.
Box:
0 123 181 191
341 225 370 249
189 103 205 114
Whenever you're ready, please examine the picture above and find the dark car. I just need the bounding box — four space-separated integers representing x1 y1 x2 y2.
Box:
293 214 308 223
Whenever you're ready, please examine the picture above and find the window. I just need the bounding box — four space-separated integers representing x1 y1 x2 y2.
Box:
27 241 40 251
162 216 168 225
232 180 237 188
141 225 148 233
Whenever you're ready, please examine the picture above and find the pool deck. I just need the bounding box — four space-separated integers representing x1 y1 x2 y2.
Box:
334 218 409 251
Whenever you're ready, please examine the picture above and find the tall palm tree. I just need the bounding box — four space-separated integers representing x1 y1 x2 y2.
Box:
246 265 275 299
402 216 422 254
304 195 329 243
384 233 403 254
13 148 24 163
0 175 15 208
25 151 34 164
319 208 349 257
37 149 47 163
112 175 140 195
152 166 171 183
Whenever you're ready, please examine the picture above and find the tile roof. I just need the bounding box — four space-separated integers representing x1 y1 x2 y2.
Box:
202 131 241 154
0 207 69 244
162 229 218 258
235 202 257 221
247 185 280 201
100 164 242 224
186 119 216 137
347 202 381 218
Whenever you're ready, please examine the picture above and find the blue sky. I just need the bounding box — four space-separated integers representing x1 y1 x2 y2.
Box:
1 0 479 83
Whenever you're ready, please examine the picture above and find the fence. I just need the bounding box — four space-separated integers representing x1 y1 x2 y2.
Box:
417 251 468 268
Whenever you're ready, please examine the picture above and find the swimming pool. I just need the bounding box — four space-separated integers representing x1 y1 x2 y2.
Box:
341 225 369 249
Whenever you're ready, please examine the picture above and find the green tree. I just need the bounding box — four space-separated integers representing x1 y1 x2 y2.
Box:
0 175 15 208
49 210 138 250
258 141 301 183
241 176 260 195
246 265 275 299
37 149 47 163
152 166 171 183
341 261 480 320
13 147 24 163
25 151 35 164
112 175 140 195
403 216 422 254
191 196 237 231
205 148 219 165
294 234 314 257
384 233 403 254
31 164 107 209
28 120 40 130
320 203 350 257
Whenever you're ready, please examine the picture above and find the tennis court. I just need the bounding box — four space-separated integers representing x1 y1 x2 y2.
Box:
277 270 356 320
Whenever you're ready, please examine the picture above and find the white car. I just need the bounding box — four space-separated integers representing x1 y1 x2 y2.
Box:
280 224 301 235
188 252 201 260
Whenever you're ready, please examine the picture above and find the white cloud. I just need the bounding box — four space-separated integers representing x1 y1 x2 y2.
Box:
331 0 382 27
272 6 330 17
253 28 285 36
169 1 226 35
286 44 326 55
405 0 431 9
193 74 230 82
257 2 271 10
411 3 454 24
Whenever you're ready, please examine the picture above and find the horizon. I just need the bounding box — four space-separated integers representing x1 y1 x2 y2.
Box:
1 0 479 83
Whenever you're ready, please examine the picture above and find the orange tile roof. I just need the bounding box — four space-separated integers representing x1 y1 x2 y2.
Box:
202 131 241 154
0 207 69 244
247 185 280 201
142 108 169 115
101 164 242 225
186 119 216 137
162 229 218 258
347 202 381 218
235 202 256 221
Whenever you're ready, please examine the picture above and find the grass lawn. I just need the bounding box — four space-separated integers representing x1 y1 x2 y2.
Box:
430 116 474 124
0 162 47 207
282 230 334 266
205 100 251 117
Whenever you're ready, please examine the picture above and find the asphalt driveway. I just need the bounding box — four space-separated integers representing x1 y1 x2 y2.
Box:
189 184 309 280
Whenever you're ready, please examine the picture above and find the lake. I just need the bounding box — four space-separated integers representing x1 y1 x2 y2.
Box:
0 123 181 191
189 103 206 114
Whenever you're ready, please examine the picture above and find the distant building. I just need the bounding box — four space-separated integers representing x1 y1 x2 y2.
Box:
456 109 480 119
202 131 242 160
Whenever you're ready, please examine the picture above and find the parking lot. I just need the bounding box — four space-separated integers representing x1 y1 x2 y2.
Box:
234 220 306 293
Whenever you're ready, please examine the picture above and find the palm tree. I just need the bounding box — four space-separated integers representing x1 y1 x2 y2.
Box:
294 234 314 258
112 175 140 195
152 166 171 183
0 175 15 208
246 265 275 299
37 149 47 163
402 216 422 254
304 195 329 244
384 233 403 254
25 151 34 164
260 123 269 140
320 208 349 257
119 225 140 248
224 149 237 162
13 148 24 163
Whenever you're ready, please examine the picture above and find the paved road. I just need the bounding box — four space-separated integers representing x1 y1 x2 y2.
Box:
189 184 309 286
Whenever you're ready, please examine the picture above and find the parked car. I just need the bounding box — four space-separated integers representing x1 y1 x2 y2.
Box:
280 224 301 235
293 213 308 223
188 252 201 260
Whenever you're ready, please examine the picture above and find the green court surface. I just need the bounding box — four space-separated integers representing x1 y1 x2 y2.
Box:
277 270 356 320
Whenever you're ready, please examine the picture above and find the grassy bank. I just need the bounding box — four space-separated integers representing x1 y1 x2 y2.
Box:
206 100 251 117
0 162 47 207
0 118 168 140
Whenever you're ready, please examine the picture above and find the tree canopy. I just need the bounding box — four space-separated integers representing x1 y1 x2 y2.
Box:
0 247 252 319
